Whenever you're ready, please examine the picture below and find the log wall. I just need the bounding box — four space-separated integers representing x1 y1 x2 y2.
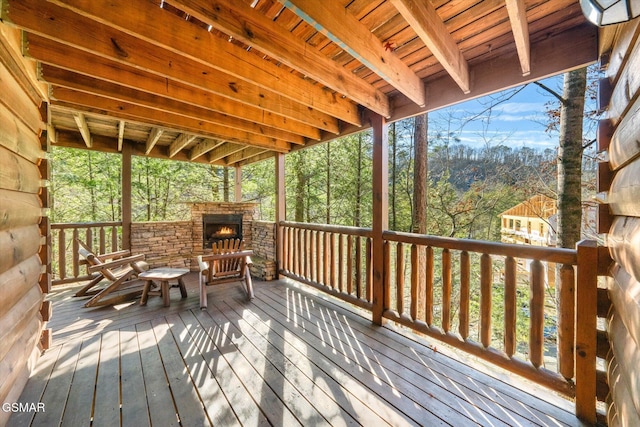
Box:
601 20 640 426
0 23 47 425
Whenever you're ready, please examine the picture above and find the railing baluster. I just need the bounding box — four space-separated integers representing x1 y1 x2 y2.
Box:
99 226 106 253
281 226 288 272
558 263 575 379
347 235 353 295
355 236 362 298
410 244 419 321
72 228 79 278
338 234 344 293
111 225 118 252
396 242 404 316
459 251 470 339
323 232 330 286
529 259 545 368
366 237 372 303
58 229 66 280
330 232 336 289
442 248 451 333
316 230 321 283
383 240 390 311
504 256 517 357
425 246 434 326
304 228 310 279
480 253 492 348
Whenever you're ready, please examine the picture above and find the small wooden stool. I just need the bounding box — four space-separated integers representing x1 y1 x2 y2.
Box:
139 268 189 307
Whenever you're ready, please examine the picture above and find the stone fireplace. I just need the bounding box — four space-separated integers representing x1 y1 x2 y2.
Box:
189 202 258 255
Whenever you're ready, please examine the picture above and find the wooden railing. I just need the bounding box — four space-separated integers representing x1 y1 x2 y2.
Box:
279 221 374 310
51 222 123 285
278 222 598 403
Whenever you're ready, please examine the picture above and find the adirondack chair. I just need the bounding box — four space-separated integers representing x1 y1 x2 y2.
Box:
77 241 150 307
198 238 254 309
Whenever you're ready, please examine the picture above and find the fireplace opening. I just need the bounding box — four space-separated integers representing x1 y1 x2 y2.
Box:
203 214 243 248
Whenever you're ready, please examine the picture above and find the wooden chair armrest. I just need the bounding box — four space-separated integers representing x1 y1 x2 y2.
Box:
97 249 131 261
246 256 253 265
197 255 209 273
88 253 145 273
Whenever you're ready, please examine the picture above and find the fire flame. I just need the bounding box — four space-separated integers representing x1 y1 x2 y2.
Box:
218 226 234 235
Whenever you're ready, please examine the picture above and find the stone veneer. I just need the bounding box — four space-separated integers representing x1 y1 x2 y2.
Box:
130 202 277 280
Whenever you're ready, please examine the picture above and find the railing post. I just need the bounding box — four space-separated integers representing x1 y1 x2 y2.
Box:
122 142 132 250
575 240 598 423
371 113 388 325
275 153 286 277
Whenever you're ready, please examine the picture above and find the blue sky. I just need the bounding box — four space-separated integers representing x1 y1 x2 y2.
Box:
430 74 566 151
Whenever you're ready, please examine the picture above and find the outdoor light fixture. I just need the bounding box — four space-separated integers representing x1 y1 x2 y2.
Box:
580 0 640 26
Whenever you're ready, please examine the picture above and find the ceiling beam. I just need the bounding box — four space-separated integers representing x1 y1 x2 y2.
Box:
72 112 91 147
40 64 307 144
41 0 360 127
117 120 125 151
505 0 531 76
389 0 471 94
7 0 341 134
190 139 225 161
223 147 268 166
170 0 391 117
169 134 198 158
281 0 425 107
49 88 292 152
26 36 321 141
237 151 276 167
145 128 164 155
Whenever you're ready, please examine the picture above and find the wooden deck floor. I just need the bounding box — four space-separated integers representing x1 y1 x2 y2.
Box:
8 274 586 426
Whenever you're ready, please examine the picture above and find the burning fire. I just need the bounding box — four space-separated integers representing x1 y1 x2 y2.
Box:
217 226 234 235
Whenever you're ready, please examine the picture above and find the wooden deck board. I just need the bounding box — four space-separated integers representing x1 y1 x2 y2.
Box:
7 276 584 426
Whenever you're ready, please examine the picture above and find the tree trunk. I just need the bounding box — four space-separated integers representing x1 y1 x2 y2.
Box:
557 68 586 249
412 113 428 234
294 152 306 222
223 167 230 202
354 134 362 227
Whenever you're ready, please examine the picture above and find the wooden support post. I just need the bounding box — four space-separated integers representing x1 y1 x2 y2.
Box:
371 114 388 325
122 142 132 250
275 153 286 277
234 166 242 202
575 240 598 423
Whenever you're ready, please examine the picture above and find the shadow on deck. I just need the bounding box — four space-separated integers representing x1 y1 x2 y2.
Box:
8 274 585 426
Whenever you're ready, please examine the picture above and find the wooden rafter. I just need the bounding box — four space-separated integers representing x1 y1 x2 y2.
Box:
145 128 163 155
190 139 225 161
169 134 198 158
505 0 531 76
27 37 321 141
117 120 125 152
49 89 292 152
170 0 391 117
42 0 358 129
390 0 471 94
40 64 307 144
282 0 425 107
208 143 245 163
72 112 91 147
224 147 268 166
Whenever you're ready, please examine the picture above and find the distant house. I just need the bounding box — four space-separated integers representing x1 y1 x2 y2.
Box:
499 194 556 247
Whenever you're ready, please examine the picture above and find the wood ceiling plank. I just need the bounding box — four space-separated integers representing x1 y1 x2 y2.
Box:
505 0 531 76
281 0 426 107
389 0 470 94
44 0 359 127
168 0 391 117
5 0 343 133
237 151 276 167
39 64 308 145
223 147 269 165
50 88 292 152
72 112 92 147
27 36 321 141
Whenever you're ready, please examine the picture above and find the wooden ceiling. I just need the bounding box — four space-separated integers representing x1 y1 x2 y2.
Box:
0 0 597 167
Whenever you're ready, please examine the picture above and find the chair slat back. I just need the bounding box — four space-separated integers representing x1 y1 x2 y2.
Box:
212 238 244 276
78 245 118 281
